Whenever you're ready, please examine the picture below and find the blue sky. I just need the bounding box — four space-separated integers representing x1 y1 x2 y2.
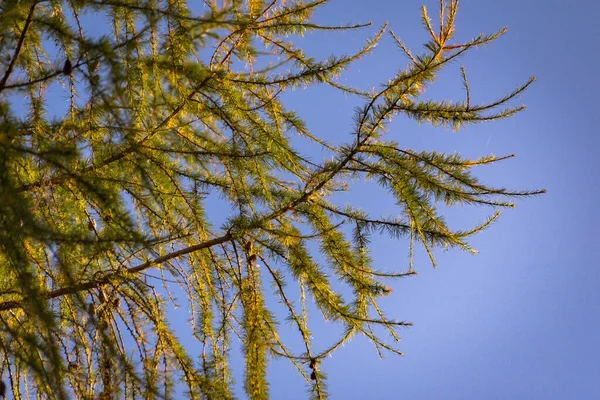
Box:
258 0 599 399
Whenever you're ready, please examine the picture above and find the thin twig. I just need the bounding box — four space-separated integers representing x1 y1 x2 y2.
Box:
0 2 37 91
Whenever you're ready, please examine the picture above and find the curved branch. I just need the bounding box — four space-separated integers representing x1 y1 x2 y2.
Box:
0 2 37 91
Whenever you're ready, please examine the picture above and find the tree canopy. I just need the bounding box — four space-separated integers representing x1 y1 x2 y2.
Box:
0 0 543 398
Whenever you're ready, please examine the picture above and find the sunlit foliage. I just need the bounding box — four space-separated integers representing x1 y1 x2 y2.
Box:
0 0 543 398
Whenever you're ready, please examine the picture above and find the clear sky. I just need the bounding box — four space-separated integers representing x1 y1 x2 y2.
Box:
257 0 599 399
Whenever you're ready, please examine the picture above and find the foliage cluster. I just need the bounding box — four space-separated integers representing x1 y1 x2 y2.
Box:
0 0 542 398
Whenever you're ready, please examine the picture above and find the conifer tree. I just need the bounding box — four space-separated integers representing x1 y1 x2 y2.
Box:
0 0 543 398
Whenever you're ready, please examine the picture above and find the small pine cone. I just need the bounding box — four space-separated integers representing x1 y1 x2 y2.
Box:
244 240 253 254
63 58 73 75
310 371 317 381
247 254 257 265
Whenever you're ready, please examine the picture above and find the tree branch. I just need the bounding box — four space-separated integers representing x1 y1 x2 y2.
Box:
0 2 37 91
0 233 233 312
